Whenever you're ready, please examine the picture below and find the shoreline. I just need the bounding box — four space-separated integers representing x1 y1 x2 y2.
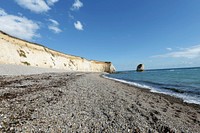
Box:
0 72 200 132
103 74 200 106
103 74 200 108
104 74 200 110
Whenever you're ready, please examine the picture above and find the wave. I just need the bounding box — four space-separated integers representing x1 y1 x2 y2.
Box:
106 76 200 95
104 76 187 94
103 75 162 93
103 74 200 105
103 75 184 94
162 87 185 93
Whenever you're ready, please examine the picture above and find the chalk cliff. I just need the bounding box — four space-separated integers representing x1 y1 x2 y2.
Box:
0 31 115 73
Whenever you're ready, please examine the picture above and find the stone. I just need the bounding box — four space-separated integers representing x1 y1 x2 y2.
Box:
136 64 144 72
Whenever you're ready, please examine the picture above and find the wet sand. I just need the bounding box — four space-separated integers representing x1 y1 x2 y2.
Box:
0 72 200 132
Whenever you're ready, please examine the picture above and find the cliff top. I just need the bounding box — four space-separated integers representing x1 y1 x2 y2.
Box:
0 30 111 63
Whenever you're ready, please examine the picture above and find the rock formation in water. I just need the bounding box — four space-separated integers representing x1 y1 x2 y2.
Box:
0 31 115 73
136 64 144 72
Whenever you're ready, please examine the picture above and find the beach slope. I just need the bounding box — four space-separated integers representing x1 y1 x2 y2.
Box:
0 72 200 132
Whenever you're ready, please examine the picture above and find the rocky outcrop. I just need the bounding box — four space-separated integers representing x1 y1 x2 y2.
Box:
136 64 144 72
0 31 115 73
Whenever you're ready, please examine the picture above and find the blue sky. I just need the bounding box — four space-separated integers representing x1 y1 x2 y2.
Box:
1 0 200 70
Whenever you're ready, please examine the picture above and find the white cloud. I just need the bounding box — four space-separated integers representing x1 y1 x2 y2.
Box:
48 19 62 33
166 48 172 51
47 0 59 6
0 9 40 40
48 26 62 33
68 12 74 20
49 19 59 25
74 21 83 30
15 0 59 13
153 45 200 59
0 9 7 16
71 0 83 11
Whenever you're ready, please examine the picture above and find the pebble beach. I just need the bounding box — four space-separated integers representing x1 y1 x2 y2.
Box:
0 65 200 132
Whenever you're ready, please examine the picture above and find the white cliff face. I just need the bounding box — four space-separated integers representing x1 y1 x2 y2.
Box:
0 31 115 73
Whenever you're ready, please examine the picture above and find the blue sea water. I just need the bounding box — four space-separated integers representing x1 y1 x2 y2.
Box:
105 67 200 105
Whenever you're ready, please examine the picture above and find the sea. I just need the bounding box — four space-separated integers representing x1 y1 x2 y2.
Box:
104 67 200 105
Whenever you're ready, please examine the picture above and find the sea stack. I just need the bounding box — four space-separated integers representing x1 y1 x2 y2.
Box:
136 64 144 72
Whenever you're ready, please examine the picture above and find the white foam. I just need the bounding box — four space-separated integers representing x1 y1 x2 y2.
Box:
103 75 200 105
103 75 158 92
174 93 200 105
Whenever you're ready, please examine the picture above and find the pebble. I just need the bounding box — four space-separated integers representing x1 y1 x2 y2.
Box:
0 72 199 132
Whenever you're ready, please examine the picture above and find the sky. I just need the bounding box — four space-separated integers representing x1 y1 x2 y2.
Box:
1 0 200 71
